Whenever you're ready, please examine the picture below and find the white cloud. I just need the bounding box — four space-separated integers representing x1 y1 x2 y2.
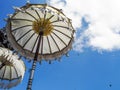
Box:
48 0 120 52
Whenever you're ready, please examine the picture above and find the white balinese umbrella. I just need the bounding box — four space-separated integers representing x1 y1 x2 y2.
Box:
0 47 25 89
6 3 74 90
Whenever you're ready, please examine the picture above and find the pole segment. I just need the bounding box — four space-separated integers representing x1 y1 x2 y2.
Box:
27 33 42 90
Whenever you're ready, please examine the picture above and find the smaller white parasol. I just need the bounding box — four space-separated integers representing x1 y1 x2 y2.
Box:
0 47 25 89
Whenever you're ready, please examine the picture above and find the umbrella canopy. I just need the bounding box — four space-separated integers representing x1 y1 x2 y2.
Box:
6 3 75 90
6 4 74 61
0 47 25 89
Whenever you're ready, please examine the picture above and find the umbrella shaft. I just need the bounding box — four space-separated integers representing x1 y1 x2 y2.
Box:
27 35 42 90
27 60 37 90
34 35 42 60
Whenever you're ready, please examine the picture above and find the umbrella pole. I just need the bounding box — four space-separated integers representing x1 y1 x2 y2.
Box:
27 35 42 90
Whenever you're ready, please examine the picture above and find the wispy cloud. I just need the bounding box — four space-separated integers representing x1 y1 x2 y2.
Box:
48 0 120 52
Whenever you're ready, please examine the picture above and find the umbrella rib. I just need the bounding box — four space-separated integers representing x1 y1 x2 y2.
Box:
11 18 33 22
53 29 71 39
44 11 47 20
16 29 33 42
35 10 41 21
25 11 38 21
47 36 52 53
44 15 55 28
51 20 63 24
12 25 32 32
52 32 67 46
13 66 19 78
47 15 54 21
10 66 12 81
2 66 6 80
50 34 60 51
31 35 39 53
53 25 73 30
22 33 36 48
42 11 47 26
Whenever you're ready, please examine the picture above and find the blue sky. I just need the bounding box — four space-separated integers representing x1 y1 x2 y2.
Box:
1 0 120 90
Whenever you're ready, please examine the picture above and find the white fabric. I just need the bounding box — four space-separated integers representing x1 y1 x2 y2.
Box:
0 47 25 89
6 4 74 61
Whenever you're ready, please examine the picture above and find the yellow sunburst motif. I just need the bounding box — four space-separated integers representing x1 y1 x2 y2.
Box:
32 18 53 36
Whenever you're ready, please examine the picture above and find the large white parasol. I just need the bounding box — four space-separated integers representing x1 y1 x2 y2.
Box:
0 47 25 89
6 3 75 90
